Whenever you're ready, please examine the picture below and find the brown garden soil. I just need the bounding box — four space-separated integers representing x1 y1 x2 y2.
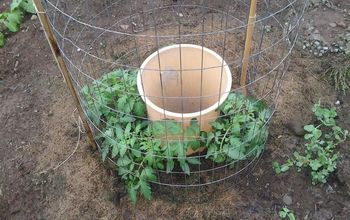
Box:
1 1 349 220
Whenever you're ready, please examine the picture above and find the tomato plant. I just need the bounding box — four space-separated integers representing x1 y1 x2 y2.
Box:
82 69 270 202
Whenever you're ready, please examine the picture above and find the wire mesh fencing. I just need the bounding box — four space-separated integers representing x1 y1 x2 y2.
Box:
38 0 307 202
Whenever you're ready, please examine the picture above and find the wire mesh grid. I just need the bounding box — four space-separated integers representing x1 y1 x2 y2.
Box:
39 0 307 199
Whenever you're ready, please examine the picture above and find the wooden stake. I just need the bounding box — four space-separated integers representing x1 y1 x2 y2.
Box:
240 0 258 95
33 0 97 150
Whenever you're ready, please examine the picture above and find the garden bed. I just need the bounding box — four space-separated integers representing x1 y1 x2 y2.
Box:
1 0 350 219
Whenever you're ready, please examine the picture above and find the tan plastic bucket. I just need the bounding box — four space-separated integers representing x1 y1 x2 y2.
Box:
137 44 232 154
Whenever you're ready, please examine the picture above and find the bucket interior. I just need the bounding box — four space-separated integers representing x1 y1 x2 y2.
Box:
139 45 231 114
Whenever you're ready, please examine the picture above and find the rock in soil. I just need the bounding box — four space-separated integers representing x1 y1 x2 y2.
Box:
337 21 347 28
120 25 129 30
336 156 350 191
14 60 19 69
312 209 333 220
285 120 305 137
329 22 337 28
282 194 293 206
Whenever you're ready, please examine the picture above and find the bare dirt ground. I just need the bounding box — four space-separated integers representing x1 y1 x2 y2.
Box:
0 1 349 220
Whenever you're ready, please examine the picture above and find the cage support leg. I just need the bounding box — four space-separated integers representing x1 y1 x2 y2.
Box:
33 0 97 150
240 0 258 95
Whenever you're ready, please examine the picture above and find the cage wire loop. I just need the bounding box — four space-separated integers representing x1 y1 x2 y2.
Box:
53 108 84 171
37 0 307 197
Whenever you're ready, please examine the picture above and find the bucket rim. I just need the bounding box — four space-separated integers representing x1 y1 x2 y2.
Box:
137 44 232 118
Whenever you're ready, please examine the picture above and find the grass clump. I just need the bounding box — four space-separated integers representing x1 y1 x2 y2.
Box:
327 59 350 95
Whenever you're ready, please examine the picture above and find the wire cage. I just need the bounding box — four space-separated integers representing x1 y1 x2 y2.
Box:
36 0 307 201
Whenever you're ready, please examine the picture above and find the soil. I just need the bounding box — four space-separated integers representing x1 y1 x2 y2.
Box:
1 1 349 220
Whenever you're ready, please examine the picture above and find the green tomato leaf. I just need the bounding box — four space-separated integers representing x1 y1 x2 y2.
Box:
117 156 131 167
132 149 142 158
243 123 260 142
157 162 164 170
167 121 182 135
213 154 225 163
166 159 174 173
188 140 200 151
231 123 241 136
101 146 109 162
114 124 124 139
4 19 19 32
118 115 135 123
88 108 102 125
0 32 5 47
125 123 132 135
104 128 114 137
10 0 21 10
233 114 247 123
133 101 146 117
141 167 157 181
174 141 185 158
117 95 128 111
187 157 201 165
119 143 127 157
4 10 22 32
111 144 119 158
139 180 152 200
128 185 137 203
227 146 243 160
206 144 216 159
206 132 215 145
118 166 129 176
229 137 241 146
179 161 190 175
152 121 166 136
212 121 224 130
20 0 36 14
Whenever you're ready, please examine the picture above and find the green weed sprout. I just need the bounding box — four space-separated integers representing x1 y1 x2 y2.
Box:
273 102 348 184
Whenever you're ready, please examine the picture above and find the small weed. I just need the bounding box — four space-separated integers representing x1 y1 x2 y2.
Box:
273 102 348 184
279 207 296 220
